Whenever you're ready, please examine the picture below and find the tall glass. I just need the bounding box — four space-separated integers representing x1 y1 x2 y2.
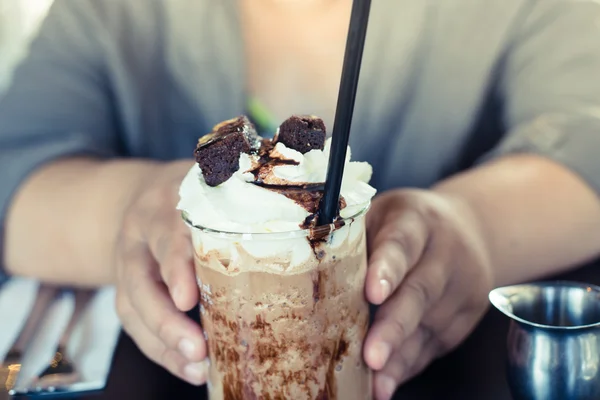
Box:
183 206 372 400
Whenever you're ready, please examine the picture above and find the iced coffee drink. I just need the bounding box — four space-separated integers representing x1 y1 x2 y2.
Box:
178 116 376 399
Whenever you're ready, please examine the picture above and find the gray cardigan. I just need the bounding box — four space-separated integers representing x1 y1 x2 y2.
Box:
2 0 600 279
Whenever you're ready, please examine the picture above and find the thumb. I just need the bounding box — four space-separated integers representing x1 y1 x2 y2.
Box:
365 210 428 305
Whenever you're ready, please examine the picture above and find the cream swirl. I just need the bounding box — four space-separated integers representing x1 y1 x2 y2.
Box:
177 138 376 234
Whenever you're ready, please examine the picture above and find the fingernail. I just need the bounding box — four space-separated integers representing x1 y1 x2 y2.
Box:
375 342 392 368
378 374 397 400
379 279 391 301
179 338 196 360
184 359 209 385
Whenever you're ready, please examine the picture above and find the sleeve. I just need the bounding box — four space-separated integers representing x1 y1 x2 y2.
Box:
0 0 122 281
482 0 600 194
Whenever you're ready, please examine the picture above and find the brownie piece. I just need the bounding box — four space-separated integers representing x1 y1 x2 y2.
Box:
194 116 259 186
276 115 326 154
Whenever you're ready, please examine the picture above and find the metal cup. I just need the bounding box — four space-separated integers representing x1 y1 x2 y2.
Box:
489 281 600 400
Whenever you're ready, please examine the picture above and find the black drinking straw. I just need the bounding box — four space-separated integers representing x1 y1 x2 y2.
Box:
318 0 372 225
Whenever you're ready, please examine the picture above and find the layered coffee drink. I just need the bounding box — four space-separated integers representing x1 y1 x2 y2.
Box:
178 116 376 399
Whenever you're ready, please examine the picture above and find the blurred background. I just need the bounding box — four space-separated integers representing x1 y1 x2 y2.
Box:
0 0 53 93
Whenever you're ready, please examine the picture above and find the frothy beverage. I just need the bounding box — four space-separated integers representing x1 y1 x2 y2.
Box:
178 116 376 399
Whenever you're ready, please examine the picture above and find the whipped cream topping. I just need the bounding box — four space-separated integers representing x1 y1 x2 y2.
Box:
178 138 376 234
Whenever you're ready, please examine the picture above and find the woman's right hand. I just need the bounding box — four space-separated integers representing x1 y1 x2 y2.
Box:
113 160 209 385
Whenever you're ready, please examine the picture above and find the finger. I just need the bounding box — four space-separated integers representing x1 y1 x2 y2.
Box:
366 197 388 251
116 292 209 385
146 213 198 312
373 327 433 400
366 210 429 305
400 312 482 386
421 288 470 333
122 244 206 362
419 271 487 341
398 335 440 385
364 253 447 371
156 232 198 312
435 310 483 357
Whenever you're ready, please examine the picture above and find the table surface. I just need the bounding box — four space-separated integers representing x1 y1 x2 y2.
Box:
50 260 600 400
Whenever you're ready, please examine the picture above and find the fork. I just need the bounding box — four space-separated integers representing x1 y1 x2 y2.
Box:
28 289 95 392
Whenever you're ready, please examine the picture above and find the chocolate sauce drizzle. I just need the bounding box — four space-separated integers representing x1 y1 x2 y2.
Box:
247 140 347 248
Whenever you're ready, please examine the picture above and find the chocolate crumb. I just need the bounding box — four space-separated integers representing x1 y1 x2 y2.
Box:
194 116 259 186
276 115 326 154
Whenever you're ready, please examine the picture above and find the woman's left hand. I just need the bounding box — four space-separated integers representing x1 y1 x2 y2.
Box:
363 189 494 400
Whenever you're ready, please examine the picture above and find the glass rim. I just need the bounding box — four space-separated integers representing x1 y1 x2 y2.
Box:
181 202 370 239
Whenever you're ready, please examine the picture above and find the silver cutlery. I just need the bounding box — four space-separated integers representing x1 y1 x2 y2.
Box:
0 284 59 399
27 289 95 393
